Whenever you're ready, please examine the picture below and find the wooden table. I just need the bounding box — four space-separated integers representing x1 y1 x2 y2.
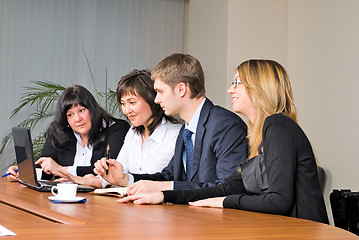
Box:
0 179 357 239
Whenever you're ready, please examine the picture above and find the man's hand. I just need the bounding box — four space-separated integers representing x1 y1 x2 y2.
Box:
189 197 225 208
117 192 164 205
94 158 129 186
35 157 68 178
127 180 171 195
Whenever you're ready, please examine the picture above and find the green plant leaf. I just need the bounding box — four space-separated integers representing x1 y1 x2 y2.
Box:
11 81 66 118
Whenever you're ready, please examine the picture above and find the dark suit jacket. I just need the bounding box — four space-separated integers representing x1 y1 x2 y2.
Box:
133 99 248 190
40 119 130 179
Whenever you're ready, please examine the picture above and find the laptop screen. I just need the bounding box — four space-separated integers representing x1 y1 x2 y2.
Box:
12 127 39 187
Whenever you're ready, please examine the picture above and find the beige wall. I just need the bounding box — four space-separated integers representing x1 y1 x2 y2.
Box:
226 0 289 114
287 0 359 223
186 0 359 224
185 0 229 106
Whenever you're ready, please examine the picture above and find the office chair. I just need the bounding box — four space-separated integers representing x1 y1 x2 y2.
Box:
330 189 359 235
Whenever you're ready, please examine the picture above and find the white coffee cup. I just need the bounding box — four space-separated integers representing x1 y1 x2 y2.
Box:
35 168 42 181
51 183 78 199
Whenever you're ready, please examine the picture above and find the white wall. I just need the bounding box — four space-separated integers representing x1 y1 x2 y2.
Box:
186 0 359 224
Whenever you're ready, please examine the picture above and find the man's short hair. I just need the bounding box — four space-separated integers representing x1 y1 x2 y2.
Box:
151 53 205 99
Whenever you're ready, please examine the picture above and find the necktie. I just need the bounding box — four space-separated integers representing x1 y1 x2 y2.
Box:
183 129 193 181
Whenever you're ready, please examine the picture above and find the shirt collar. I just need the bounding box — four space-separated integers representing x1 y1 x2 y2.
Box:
73 131 93 149
185 98 206 134
134 117 168 144
72 119 112 149
147 117 167 144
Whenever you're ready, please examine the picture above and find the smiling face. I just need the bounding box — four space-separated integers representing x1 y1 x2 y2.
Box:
121 94 153 128
66 104 92 138
227 72 257 123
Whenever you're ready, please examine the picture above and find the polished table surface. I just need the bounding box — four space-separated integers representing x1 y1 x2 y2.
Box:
0 179 358 239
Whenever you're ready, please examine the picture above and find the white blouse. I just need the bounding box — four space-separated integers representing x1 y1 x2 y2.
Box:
67 120 114 176
117 117 181 174
67 132 93 176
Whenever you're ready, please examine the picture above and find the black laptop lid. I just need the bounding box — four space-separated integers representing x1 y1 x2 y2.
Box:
12 127 40 187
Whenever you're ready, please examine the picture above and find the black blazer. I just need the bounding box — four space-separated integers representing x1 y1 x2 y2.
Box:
133 99 248 190
163 114 329 224
40 119 130 179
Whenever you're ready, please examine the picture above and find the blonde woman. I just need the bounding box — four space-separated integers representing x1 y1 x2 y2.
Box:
118 60 329 224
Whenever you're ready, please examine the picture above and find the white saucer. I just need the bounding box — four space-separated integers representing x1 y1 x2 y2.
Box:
48 196 86 203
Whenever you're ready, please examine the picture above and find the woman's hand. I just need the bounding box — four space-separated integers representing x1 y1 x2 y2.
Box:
94 157 111 175
117 192 164 205
189 197 226 208
35 157 68 177
56 170 102 188
94 158 129 186
5 166 19 182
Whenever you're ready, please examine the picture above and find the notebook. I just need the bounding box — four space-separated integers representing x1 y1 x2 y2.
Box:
12 127 94 192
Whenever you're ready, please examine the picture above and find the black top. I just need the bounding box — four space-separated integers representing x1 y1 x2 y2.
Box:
163 114 329 223
40 119 130 178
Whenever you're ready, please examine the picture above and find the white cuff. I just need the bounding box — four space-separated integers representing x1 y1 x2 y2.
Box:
98 174 134 188
98 175 111 188
67 166 77 176
127 174 134 186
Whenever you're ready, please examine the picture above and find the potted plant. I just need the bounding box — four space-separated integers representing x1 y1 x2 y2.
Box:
0 52 124 165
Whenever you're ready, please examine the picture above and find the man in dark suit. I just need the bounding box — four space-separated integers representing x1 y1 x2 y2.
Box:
95 53 247 194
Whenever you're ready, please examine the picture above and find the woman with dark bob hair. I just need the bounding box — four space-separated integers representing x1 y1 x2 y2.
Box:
6 85 130 180
105 69 181 176
58 70 181 188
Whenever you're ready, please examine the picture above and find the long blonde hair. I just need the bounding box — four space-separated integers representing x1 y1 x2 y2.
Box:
237 60 297 158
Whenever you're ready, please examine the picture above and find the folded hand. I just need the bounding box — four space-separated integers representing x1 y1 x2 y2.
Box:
189 196 225 208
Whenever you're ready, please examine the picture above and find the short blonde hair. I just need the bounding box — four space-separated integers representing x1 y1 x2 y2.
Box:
237 60 297 158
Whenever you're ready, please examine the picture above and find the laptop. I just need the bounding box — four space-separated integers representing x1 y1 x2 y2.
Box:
12 127 95 192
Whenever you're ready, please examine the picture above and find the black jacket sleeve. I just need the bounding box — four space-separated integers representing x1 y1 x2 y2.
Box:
163 172 246 204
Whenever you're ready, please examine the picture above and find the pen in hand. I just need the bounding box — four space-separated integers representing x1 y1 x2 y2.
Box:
106 145 110 175
2 169 18 178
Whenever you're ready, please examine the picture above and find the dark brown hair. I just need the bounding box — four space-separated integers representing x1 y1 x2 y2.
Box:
117 69 179 135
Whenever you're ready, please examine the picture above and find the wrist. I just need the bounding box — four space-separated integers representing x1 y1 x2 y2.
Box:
160 191 165 203
93 177 102 188
118 174 129 187
161 181 171 191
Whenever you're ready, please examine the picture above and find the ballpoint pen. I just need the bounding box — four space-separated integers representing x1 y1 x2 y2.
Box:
106 145 110 175
2 169 18 177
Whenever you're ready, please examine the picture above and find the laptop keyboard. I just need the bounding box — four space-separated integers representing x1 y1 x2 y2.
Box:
38 180 57 186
